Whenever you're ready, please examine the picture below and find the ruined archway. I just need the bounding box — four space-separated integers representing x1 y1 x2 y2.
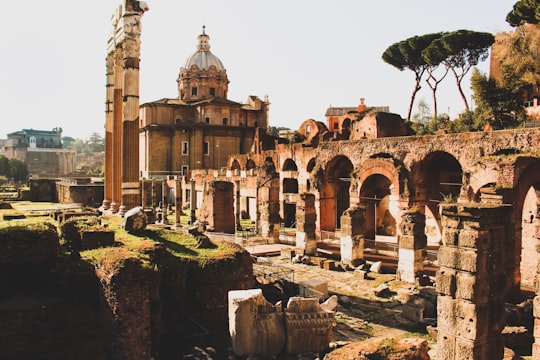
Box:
231 159 241 175
359 174 397 240
246 159 256 171
282 158 299 228
306 158 316 192
511 159 540 294
320 156 353 231
411 151 462 244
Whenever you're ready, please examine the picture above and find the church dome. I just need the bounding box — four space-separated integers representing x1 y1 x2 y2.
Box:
183 26 225 71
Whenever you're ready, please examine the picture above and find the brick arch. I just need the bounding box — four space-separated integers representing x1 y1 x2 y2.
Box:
281 158 298 171
230 159 241 171
510 159 540 295
468 166 500 198
356 159 400 197
320 155 354 231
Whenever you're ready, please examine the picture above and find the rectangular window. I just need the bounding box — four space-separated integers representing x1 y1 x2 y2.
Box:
182 141 189 155
181 165 189 176
209 87 216 96
205 117 210 123
222 118 228 125
203 141 209 155
333 122 339 130
191 87 197 96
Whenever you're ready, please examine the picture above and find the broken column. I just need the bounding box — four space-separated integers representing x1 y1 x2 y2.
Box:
296 193 317 255
285 297 335 354
258 177 281 243
198 180 235 233
103 0 148 214
228 289 286 357
436 204 512 360
396 206 426 283
340 205 366 266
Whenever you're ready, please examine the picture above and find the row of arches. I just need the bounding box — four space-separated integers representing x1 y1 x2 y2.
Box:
240 149 540 291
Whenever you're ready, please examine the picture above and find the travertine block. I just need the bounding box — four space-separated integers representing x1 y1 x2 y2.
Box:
456 272 489 302
299 279 329 300
436 268 456 297
228 289 285 356
285 297 335 354
437 295 457 333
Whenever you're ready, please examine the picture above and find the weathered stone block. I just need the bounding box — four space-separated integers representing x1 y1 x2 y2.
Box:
437 246 458 269
299 279 328 300
285 297 335 354
228 289 286 356
402 303 424 322
437 296 457 333
295 232 317 255
281 247 295 260
442 229 459 246
533 296 540 319
436 268 456 297
458 229 490 250
123 206 147 233
455 302 489 341
340 235 364 265
457 248 488 273
436 331 456 360
456 272 489 302
323 260 336 271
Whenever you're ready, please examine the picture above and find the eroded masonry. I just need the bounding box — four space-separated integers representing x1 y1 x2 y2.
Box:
101 1 540 359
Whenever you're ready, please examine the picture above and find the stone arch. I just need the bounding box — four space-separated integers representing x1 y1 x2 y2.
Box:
281 158 299 227
356 158 400 197
246 159 256 171
282 158 298 171
359 173 397 239
320 155 354 231
342 118 352 138
306 158 316 192
231 159 241 171
410 151 463 244
510 159 540 295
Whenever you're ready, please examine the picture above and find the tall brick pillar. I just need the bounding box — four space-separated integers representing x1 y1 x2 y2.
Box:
259 178 281 243
436 204 512 360
174 178 182 228
103 1 148 215
296 193 317 255
198 181 235 234
339 205 366 266
396 207 427 283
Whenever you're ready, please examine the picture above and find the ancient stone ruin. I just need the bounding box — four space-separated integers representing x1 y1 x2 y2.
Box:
228 288 337 357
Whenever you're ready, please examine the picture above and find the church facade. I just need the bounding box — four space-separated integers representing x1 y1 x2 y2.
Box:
138 27 269 179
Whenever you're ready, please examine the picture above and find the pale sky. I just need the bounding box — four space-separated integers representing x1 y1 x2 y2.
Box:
0 1 516 140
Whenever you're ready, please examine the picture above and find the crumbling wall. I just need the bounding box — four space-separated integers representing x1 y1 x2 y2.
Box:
0 224 105 360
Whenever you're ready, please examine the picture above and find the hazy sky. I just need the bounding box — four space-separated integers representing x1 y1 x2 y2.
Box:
0 1 516 139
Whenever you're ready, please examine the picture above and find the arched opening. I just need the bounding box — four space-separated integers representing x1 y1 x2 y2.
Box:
512 159 540 296
282 159 298 171
521 185 540 289
306 158 316 192
412 151 462 244
342 118 351 139
320 156 353 231
231 159 241 175
282 158 299 228
360 174 397 240
246 159 256 171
